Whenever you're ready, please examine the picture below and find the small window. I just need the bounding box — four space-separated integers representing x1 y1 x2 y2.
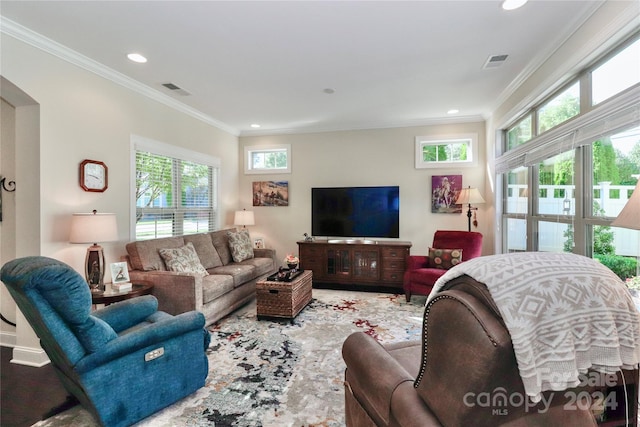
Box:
244 144 291 174
506 114 532 150
592 38 640 105
415 134 477 168
537 82 580 134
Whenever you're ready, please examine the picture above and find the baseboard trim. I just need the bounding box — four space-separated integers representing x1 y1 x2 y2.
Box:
0 330 17 347
10 345 50 367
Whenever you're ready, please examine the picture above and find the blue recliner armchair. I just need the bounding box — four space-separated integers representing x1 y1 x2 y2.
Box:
1 256 210 427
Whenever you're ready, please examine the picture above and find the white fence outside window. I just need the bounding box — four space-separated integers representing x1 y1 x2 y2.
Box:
507 183 638 256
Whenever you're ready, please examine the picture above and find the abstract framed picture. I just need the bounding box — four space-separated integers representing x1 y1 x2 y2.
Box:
431 174 463 213
110 262 130 284
252 181 289 207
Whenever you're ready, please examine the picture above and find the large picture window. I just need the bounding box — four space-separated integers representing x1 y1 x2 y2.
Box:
133 136 220 240
498 33 640 285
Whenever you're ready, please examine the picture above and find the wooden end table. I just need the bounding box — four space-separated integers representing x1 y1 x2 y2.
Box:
91 283 154 306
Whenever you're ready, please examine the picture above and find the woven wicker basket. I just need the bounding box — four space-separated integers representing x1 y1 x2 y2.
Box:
256 270 313 319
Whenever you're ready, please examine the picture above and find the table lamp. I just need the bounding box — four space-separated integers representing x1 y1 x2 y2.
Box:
69 210 118 292
455 186 486 232
234 209 255 229
611 182 640 230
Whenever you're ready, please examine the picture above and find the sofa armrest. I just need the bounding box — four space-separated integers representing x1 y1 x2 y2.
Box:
342 332 414 426
407 255 429 270
128 270 202 316
253 248 277 266
75 310 206 373
390 381 442 426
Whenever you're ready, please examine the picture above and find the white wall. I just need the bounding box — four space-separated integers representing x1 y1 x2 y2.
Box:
0 34 240 360
239 121 488 263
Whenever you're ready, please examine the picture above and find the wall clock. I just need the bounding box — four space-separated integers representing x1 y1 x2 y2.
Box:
80 159 108 192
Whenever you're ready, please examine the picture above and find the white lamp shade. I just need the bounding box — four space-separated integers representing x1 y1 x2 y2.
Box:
611 182 640 230
455 187 486 205
69 212 118 243
234 210 255 227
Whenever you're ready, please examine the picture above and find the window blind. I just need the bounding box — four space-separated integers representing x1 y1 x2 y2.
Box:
496 85 640 173
132 135 220 240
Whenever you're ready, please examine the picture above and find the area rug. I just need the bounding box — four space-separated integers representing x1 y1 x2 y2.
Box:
33 289 427 427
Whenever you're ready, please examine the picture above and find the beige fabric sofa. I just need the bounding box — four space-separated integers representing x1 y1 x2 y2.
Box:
124 229 277 326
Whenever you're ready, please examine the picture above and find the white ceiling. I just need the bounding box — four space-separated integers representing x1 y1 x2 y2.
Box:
0 1 604 136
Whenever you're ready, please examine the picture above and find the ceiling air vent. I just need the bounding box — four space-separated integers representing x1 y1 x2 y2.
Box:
161 82 191 96
483 54 508 69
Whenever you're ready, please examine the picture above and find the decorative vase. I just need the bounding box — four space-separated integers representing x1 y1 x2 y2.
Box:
287 263 298 271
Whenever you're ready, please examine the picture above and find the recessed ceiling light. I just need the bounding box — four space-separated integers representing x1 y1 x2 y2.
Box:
250 124 261 128
447 109 460 115
502 0 528 10
323 88 335 94
127 53 147 63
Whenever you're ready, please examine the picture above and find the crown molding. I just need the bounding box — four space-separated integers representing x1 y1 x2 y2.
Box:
238 114 486 137
0 16 240 136
493 1 640 129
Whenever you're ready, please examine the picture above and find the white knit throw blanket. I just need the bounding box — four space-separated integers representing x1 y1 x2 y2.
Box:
428 252 640 402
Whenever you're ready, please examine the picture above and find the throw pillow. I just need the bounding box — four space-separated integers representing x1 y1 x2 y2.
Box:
159 242 209 276
227 229 254 263
429 248 463 270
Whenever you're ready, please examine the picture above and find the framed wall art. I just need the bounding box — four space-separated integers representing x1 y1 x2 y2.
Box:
110 262 130 284
431 174 463 214
253 181 289 207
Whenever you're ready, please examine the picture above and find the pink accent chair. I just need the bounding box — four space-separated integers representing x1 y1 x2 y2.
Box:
403 230 483 301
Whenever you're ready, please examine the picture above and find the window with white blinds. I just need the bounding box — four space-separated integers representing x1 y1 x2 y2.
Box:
497 33 640 278
132 136 220 240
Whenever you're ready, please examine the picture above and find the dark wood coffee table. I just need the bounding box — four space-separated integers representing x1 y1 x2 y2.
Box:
91 283 154 306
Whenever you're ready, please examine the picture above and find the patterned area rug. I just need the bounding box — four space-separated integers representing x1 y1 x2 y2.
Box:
33 289 427 427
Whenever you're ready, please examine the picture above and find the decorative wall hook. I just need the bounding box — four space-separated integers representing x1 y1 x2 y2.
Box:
1 177 16 193
0 176 16 222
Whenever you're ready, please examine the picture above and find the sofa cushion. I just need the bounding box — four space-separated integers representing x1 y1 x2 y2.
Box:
227 229 254 262
209 264 256 287
184 233 223 269
428 248 462 270
211 229 234 265
159 242 209 276
126 236 185 271
407 268 447 286
239 257 275 278
202 274 235 304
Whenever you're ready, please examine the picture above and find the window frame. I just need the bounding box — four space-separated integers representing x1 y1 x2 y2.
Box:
131 135 221 240
244 144 291 174
414 133 478 169
497 33 640 261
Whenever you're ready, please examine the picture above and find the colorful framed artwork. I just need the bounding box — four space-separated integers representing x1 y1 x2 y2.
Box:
431 174 463 213
252 181 289 207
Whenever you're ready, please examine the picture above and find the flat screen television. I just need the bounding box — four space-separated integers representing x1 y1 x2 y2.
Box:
311 186 400 238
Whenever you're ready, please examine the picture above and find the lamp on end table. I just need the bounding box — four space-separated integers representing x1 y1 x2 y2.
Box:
69 210 118 293
234 208 255 229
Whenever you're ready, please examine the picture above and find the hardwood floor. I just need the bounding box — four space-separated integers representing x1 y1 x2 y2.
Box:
1 346 77 427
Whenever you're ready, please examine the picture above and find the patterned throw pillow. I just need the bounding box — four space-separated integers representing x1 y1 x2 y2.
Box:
227 229 254 263
159 242 209 276
428 247 463 270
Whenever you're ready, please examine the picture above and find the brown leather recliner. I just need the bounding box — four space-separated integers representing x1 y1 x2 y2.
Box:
342 274 638 427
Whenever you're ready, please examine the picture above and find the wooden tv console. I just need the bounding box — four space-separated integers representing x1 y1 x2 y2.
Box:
297 239 411 291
